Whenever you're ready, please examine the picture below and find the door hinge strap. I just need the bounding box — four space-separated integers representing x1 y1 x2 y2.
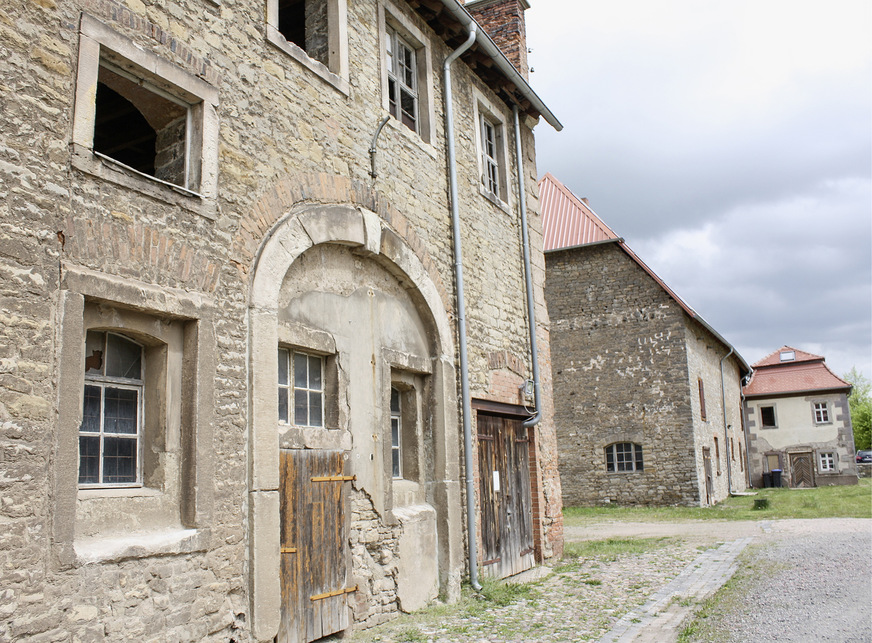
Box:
482 557 502 565
310 475 356 482
280 547 298 554
310 585 358 601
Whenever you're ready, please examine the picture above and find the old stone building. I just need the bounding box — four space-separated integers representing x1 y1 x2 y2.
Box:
0 0 564 640
541 173 749 507
744 346 858 488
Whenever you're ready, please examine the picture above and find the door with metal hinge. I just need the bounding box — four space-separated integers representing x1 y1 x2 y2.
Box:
477 413 534 579
279 449 355 643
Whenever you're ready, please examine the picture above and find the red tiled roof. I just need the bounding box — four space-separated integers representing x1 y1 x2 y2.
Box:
539 172 750 375
752 345 824 368
743 349 850 397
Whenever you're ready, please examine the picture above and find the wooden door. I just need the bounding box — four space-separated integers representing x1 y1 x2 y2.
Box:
477 413 534 579
279 449 354 643
789 452 815 488
702 447 713 505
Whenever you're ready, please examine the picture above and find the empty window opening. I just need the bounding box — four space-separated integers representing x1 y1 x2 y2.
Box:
390 387 402 479
698 378 707 420
278 348 324 427
278 0 329 66
760 405 777 428
80 331 144 487
94 60 191 188
605 442 643 473
813 402 829 424
386 25 418 132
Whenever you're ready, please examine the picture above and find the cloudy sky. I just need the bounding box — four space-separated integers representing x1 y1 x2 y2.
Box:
526 0 871 380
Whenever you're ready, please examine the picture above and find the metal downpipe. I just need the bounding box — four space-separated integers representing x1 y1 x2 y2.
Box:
443 25 481 591
720 348 734 493
513 105 541 429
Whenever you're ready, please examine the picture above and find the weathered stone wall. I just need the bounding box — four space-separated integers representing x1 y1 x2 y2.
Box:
0 0 562 640
545 243 700 507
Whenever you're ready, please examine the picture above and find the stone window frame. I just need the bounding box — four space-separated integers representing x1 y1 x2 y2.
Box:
817 451 836 473
759 404 777 429
54 266 215 568
472 89 511 211
71 15 219 218
604 442 644 473
266 0 350 95
763 451 782 473
390 386 403 479
378 0 436 145
387 362 428 495
812 400 831 425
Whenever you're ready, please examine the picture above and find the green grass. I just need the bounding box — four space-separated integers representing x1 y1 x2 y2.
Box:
562 537 673 562
564 478 871 525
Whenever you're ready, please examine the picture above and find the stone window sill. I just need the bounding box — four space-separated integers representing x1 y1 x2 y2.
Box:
75 527 209 565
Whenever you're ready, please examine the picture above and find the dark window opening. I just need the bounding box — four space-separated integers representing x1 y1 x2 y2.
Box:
94 63 188 187
760 405 776 428
278 0 329 65
698 378 707 420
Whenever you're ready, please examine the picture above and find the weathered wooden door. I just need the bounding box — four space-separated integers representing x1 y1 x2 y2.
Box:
702 447 714 505
477 413 534 579
279 449 354 643
789 452 815 488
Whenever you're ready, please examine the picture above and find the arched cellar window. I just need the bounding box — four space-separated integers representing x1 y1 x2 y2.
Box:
605 442 644 473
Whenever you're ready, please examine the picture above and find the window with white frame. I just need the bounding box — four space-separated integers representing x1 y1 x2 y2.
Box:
80 331 144 486
480 115 500 198
72 16 218 199
813 402 830 424
386 24 418 133
818 451 836 472
390 387 402 478
473 95 509 205
605 442 644 473
278 348 324 427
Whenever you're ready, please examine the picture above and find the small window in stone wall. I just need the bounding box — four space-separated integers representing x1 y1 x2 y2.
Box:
760 405 777 428
278 348 324 427
605 442 643 473
818 452 836 472
278 0 329 66
813 402 830 424
698 378 707 420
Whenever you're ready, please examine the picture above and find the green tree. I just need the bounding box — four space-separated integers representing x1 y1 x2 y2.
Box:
844 367 872 451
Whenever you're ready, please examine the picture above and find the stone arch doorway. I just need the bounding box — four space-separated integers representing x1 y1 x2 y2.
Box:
246 204 462 641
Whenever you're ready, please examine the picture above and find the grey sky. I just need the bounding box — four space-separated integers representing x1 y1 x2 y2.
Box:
527 0 872 379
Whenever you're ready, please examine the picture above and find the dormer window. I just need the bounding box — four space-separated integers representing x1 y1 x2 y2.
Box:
780 350 795 362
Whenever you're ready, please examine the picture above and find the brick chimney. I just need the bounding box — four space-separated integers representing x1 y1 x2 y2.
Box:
463 0 530 79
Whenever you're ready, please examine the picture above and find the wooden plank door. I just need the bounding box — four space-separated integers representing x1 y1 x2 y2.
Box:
702 447 713 505
279 449 353 643
789 452 815 488
477 413 534 579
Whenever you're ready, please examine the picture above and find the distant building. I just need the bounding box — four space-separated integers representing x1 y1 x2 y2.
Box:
743 346 858 487
541 173 750 507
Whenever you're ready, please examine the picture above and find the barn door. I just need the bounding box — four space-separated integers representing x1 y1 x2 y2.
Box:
279 449 354 643
702 447 714 505
789 452 815 488
477 413 534 579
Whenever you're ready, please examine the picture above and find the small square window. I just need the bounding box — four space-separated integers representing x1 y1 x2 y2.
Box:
278 348 324 427
760 405 777 428
818 452 836 472
813 402 829 424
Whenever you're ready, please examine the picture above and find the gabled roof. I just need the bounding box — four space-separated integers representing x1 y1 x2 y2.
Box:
539 172 750 375
743 346 851 397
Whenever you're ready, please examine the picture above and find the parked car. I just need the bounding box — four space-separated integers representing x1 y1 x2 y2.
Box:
856 450 872 463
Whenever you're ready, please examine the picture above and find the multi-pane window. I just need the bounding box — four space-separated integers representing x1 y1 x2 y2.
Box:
278 349 324 427
605 442 644 473
386 25 418 133
390 387 402 479
818 452 836 472
760 405 777 428
79 331 144 486
480 115 500 199
813 402 829 424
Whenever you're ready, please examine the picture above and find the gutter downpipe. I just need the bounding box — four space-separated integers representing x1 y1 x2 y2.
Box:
513 105 541 429
443 24 481 591
720 348 734 493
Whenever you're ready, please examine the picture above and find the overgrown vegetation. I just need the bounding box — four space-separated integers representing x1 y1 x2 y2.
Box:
563 537 672 561
564 478 871 525
845 367 872 450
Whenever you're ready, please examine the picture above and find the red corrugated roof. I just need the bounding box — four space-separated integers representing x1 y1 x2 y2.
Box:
539 172 750 375
743 356 851 397
752 345 824 368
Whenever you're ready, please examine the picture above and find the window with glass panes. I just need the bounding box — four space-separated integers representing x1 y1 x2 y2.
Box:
813 402 829 423
605 442 644 472
79 331 144 486
480 115 499 198
390 387 402 478
819 451 836 471
278 348 324 427
386 25 418 132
